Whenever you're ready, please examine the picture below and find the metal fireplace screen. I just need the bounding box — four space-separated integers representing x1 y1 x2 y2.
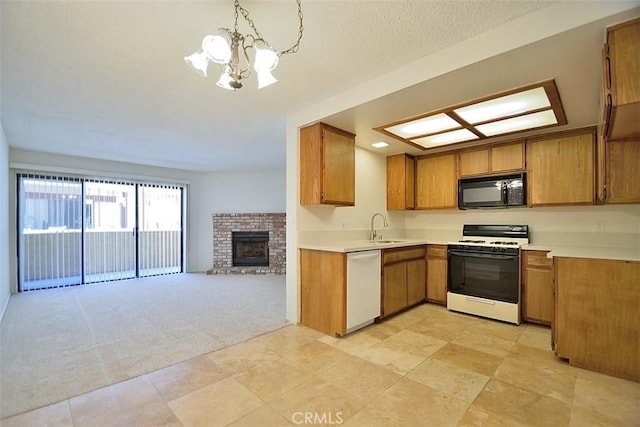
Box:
232 231 269 266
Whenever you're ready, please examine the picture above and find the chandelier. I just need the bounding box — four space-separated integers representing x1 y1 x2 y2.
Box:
184 0 303 90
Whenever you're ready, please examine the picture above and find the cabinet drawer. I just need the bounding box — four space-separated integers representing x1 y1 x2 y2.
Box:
524 251 553 268
427 246 447 259
383 247 426 264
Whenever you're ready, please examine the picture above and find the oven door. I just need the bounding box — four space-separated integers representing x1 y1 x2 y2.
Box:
447 249 519 303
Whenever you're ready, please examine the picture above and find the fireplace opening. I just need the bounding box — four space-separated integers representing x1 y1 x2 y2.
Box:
232 231 269 267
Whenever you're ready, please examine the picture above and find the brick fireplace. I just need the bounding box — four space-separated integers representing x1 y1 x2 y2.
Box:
207 213 285 275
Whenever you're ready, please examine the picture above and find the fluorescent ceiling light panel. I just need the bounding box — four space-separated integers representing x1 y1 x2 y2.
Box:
371 141 389 148
412 129 479 148
454 87 551 124
386 113 459 138
374 80 565 151
475 110 558 136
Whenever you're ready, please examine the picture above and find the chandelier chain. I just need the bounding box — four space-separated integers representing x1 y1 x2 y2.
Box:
235 0 304 56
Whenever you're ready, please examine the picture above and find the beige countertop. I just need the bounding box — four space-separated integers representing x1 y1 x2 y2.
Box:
299 239 640 261
298 238 441 252
524 244 640 262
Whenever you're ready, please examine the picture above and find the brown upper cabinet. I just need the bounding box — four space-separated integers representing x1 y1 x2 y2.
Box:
458 141 525 177
603 17 640 141
416 153 457 209
299 122 355 206
526 129 596 206
387 154 415 210
606 138 640 203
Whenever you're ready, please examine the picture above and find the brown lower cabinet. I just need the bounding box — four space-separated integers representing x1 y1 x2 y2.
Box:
426 245 448 305
521 250 553 325
381 246 426 317
300 249 346 336
554 257 640 382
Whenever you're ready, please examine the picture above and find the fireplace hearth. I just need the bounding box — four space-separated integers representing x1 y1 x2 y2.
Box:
232 231 269 267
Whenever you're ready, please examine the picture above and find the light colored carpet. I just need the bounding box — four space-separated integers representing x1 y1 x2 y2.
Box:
0 273 286 418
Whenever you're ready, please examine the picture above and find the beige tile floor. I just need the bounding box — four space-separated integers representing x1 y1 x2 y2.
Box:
3 304 639 427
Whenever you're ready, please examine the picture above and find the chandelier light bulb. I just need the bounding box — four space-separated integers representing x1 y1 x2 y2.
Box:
256 71 278 89
216 69 235 90
254 47 279 72
203 35 231 64
184 51 209 77
254 47 279 89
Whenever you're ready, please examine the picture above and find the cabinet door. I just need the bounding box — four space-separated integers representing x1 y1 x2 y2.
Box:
300 250 346 336
416 153 457 209
382 263 407 317
458 148 489 177
527 131 595 206
426 252 447 305
299 123 355 206
607 139 640 204
606 18 640 141
426 259 447 304
490 141 525 173
387 154 415 210
555 257 640 382
405 156 415 209
322 126 355 205
522 251 553 325
523 267 553 325
406 259 426 306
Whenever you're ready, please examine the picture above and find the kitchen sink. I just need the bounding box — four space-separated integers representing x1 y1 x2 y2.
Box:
373 239 406 244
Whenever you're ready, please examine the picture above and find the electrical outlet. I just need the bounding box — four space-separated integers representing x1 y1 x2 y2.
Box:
595 220 605 232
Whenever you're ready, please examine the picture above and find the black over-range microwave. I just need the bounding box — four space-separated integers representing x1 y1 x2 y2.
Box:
458 173 526 209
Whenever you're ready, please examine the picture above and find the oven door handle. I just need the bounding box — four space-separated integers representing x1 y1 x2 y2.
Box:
448 250 517 260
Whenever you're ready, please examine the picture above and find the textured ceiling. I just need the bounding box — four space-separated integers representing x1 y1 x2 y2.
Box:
0 1 636 172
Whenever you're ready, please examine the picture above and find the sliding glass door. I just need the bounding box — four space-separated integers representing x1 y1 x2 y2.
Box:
18 174 184 291
138 184 183 277
18 175 83 291
84 180 137 284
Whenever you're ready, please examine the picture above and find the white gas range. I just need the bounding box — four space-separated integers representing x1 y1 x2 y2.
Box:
446 225 529 325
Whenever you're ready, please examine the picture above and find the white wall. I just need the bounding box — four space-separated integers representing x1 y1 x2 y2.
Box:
297 147 405 241
7 149 286 291
405 204 640 248
188 170 286 272
0 122 10 320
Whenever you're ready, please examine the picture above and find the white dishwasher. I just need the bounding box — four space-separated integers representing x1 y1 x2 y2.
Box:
346 250 382 333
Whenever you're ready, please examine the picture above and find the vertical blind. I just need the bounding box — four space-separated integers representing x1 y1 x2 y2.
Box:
18 174 184 291
138 183 183 277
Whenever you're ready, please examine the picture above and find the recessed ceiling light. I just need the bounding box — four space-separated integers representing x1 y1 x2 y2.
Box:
371 141 389 148
374 80 566 151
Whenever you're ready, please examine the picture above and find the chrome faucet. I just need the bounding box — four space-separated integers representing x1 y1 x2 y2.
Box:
370 212 388 241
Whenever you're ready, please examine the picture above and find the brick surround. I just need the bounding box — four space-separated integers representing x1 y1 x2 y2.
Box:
207 213 286 275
